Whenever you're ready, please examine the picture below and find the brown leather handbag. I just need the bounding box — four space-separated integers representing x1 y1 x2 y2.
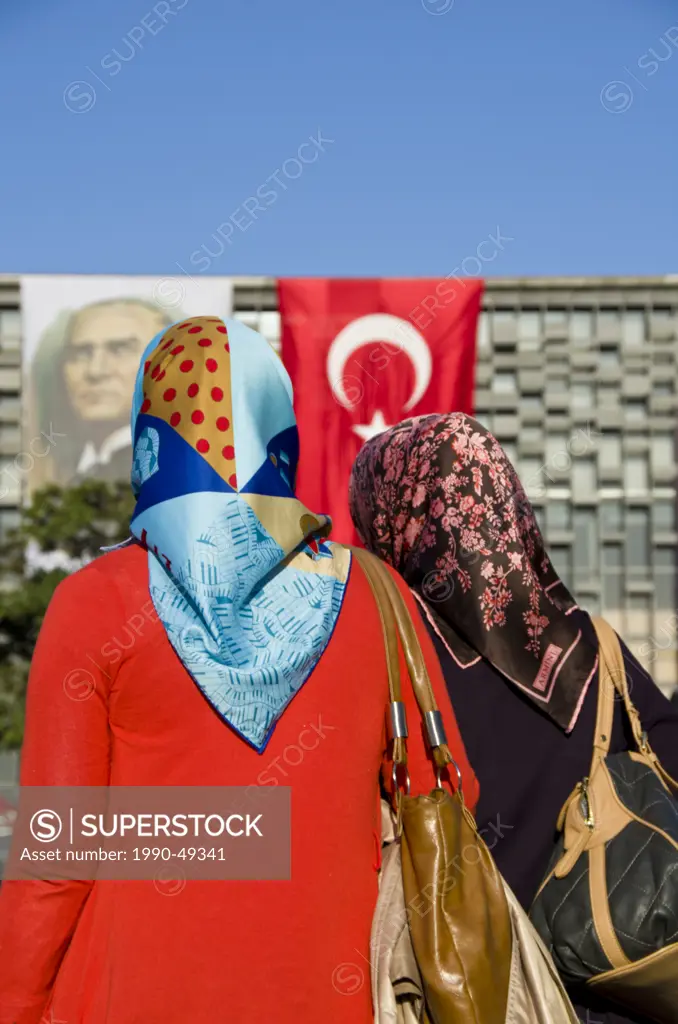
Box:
530 618 678 1024
355 549 579 1024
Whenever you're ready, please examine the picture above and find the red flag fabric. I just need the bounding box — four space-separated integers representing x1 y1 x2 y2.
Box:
279 278 484 546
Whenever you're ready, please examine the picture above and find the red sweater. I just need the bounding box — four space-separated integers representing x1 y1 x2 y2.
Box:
0 543 478 1024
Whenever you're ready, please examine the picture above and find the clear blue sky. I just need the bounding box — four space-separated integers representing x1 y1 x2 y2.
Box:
1 0 676 276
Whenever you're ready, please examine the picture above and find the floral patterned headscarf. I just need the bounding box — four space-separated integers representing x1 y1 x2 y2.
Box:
349 413 597 732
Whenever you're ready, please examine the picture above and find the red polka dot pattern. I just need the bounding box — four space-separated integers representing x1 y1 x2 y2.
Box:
141 317 236 487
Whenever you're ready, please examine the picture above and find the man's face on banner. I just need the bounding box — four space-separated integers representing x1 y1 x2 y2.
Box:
62 303 166 422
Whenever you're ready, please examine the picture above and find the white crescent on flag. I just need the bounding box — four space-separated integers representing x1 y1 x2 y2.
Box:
326 313 433 413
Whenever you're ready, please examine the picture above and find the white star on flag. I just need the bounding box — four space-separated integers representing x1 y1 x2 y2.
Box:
353 411 391 442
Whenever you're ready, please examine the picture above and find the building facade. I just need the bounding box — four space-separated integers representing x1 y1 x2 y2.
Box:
231 276 678 693
1 276 677 692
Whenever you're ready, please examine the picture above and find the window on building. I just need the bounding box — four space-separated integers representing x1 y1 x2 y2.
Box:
493 371 517 394
599 346 621 369
651 434 675 471
627 594 652 638
520 425 542 443
621 312 645 347
546 501 571 532
521 395 544 413
518 457 544 497
573 509 597 573
0 310 21 351
492 415 519 438
492 312 516 342
547 376 568 394
572 457 597 496
602 545 623 608
649 311 676 340
653 547 676 609
572 383 594 410
570 311 593 346
653 501 675 532
546 433 568 463
477 312 491 352
550 545 572 587
598 383 619 407
516 311 540 350
544 311 567 332
600 502 623 532
624 399 647 423
598 311 621 338
624 453 649 492
599 433 621 471
627 508 650 577
0 396 21 421
653 380 674 396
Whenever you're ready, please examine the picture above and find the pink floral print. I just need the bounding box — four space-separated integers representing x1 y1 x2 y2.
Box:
349 413 597 731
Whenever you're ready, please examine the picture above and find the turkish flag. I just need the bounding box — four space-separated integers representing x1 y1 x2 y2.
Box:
279 278 484 545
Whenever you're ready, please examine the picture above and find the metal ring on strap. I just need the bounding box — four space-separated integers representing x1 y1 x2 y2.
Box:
436 757 462 795
392 762 411 797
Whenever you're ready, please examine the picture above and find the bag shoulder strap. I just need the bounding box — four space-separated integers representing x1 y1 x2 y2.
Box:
351 548 457 777
590 617 678 790
353 548 406 771
589 618 621 773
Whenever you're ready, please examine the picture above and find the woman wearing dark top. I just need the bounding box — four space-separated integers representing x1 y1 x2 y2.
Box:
350 411 678 1024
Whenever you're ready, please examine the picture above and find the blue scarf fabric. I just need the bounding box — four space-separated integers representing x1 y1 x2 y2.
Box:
129 315 350 751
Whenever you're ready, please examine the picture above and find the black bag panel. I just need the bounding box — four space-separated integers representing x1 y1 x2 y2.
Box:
605 820 678 962
606 755 678 841
530 850 611 984
530 751 678 988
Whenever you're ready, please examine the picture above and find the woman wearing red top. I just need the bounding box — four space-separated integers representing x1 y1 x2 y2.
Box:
0 316 477 1024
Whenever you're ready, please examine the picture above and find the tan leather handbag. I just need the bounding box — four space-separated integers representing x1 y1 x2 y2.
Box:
355 549 579 1024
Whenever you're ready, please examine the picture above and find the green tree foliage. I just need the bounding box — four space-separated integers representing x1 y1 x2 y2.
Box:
0 481 134 749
